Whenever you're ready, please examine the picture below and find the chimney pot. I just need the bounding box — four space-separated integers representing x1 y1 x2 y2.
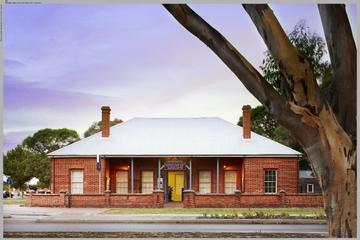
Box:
101 106 111 137
242 105 251 139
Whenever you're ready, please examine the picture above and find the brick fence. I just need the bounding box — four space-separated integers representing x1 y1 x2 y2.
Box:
25 190 323 208
25 190 164 208
183 190 324 208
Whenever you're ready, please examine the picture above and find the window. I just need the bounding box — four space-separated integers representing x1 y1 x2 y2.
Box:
116 171 128 193
199 171 211 193
71 170 83 194
142 171 154 193
225 171 237 194
307 184 314 193
264 169 277 193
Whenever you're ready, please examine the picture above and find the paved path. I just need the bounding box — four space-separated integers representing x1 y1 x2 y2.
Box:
4 205 201 221
4 219 327 233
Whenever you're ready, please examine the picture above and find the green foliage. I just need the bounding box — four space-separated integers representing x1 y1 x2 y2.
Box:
84 118 123 137
239 21 333 170
3 145 34 189
260 20 332 93
4 128 80 189
20 128 80 187
23 128 80 155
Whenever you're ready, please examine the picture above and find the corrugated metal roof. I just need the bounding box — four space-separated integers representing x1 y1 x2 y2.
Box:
299 170 315 178
48 117 301 157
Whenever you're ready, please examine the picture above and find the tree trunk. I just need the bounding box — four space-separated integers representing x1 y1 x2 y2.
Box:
291 102 356 237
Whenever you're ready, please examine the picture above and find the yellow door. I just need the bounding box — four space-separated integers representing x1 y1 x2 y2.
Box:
168 171 184 202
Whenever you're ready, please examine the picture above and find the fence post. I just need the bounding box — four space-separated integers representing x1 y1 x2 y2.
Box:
183 190 195 208
235 189 242 207
104 190 111 207
279 189 286 207
65 192 71 208
27 190 35 207
59 190 66 208
153 190 164 208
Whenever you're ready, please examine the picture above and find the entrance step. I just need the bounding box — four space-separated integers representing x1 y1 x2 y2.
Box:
163 202 183 208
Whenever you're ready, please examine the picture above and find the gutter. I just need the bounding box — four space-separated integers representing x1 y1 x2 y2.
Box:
48 154 302 158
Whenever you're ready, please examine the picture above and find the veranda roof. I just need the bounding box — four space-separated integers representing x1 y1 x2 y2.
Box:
49 117 301 157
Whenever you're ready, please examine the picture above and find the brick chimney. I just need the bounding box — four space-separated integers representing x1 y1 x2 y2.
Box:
242 105 251 139
101 106 111 137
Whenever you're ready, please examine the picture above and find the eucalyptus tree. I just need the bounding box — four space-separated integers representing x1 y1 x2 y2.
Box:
163 4 356 237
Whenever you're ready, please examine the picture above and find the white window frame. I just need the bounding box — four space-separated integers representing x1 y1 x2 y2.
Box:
224 171 237 194
264 169 277 194
307 183 314 193
71 170 84 194
199 170 212 194
141 171 154 194
116 171 128 194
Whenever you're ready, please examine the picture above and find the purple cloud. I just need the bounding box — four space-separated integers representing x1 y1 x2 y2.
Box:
3 4 357 151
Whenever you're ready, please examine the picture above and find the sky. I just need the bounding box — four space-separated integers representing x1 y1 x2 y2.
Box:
3 4 357 152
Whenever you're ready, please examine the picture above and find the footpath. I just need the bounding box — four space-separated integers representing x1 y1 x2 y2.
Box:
4 205 326 225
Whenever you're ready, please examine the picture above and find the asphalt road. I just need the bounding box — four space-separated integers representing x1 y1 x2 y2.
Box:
4 220 327 233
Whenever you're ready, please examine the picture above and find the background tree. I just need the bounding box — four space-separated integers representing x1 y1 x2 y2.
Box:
23 128 80 155
261 20 332 93
164 4 356 237
3 145 34 189
239 21 332 170
23 128 80 187
84 118 123 137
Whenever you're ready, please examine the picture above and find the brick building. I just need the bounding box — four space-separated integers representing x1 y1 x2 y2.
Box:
26 106 324 208
299 170 322 194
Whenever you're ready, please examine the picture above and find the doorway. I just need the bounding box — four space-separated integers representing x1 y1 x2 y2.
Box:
167 171 184 202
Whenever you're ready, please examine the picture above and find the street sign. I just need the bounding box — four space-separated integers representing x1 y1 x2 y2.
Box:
6 178 13 185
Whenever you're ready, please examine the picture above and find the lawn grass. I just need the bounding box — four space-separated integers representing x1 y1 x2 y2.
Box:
3 199 26 205
104 207 325 216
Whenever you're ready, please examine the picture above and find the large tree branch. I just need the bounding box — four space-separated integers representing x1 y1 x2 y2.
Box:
163 5 281 116
162 4 323 153
318 4 356 142
243 4 322 113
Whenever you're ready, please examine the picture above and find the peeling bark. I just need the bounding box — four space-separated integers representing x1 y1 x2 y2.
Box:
243 5 322 112
318 4 356 143
163 4 356 237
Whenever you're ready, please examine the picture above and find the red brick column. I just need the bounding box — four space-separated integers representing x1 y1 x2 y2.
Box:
183 190 195 208
242 105 252 139
279 189 286 207
235 189 242 207
101 106 111 137
26 191 35 207
59 190 67 208
153 190 164 208
50 158 55 193
101 157 106 193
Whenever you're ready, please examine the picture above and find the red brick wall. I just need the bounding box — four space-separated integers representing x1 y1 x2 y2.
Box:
109 158 158 193
189 193 239 208
52 157 100 194
70 194 107 208
243 157 299 193
239 194 281 207
133 158 158 193
191 157 242 193
25 193 65 207
52 157 159 195
183 191 323 208
285 193 324 207
52 157 298 195
25 191 164 208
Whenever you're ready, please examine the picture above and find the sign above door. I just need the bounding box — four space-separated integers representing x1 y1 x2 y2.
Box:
164 160 185 170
